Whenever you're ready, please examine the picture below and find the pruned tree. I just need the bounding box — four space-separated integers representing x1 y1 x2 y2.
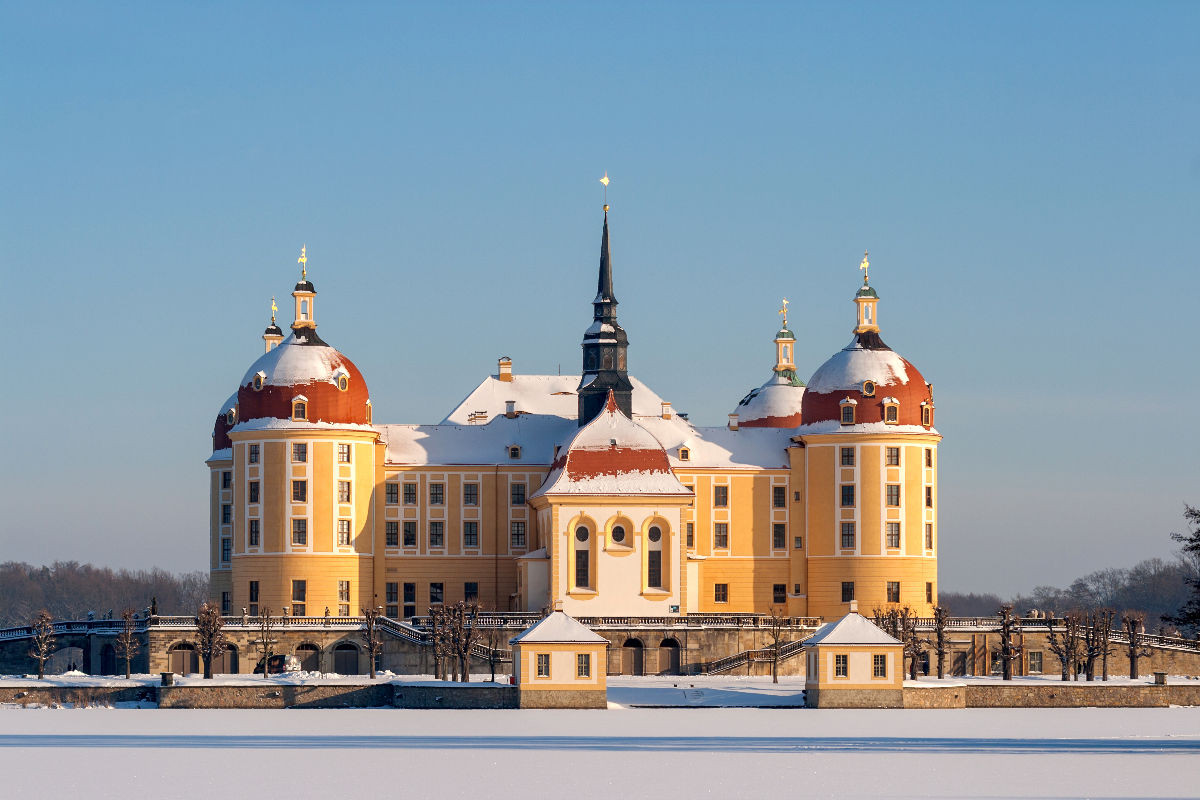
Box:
429 605 451 680
447 601 482 683
1165 504 1200 634
991 604 1023 680
1046 611 1082 681
28 609 56 679
484 619 504 683
361 606 384 679
765 605 789 684
1080 609 1112 681
898 606 929 680
932 605 950 679
193 601 228 679
254 606 276 680
1093 608 1116 681
114 607 140 679
1121 611 1154 679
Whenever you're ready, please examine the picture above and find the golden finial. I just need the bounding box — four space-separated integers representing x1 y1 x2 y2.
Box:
778 298 789 327
599 171 609 211
859 250 870 284
298 244 308 281
270 296 277 325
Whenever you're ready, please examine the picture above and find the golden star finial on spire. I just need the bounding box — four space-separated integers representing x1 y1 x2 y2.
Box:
298 244 308 280
270 296 277 325
599 171 609 211
859 250 870 284
778 297 789 326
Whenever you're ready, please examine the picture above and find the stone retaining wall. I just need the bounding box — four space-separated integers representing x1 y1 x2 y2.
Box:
903 682 1200 708
393 684 517 709
158 683 393 709
0 685 153 707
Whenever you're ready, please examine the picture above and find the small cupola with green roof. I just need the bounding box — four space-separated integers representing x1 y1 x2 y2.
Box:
773 298 803 386
854 251 880 334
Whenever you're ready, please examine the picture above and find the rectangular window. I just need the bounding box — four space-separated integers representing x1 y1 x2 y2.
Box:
292 480 307 503
464 582 478 602
337 519 351 547
338 481 351 503
337 443 351 463
772 486 786 508
510 521 526 549
773 584 786 604
840 405 854 424
429 521 444 548
536 653 551 678
887 581 901 603
686 522 694 548
794 583 801 595
576 550 590 588
794 535 803 550
925 523 934 550
840 522 856 549
713 485 729 507
292 443 307 463
926 582 933 604
647 551 662 588
886 447 900 466
385 521 398 547
885 484 900 506
714 583 728 603
338 579 350 601
577 653 591 678
430 583 444 605
841 581 854 602
403 583 415 618
463 521 479 548
221 471 232 489
385 582 399 618
835 653 848 677
873 654 887 678
403 483 417 505
221 504 232 524
925 448 932 468
385 483 399 504
1029 651 1043 674
248 481 260 503
713 523 729 549
248 444 259 464
510 483 526 505
220 538 231 563
463 483 479 506
292 518 307 546
429 483 444 505
772 523 786 550
292 580 306 617
403 521 417 548
925 486 933 508
248 519 260 547
221 591 231 614
841 485 855 507
886 522 901 549
840 447 855 466
249 580 259 602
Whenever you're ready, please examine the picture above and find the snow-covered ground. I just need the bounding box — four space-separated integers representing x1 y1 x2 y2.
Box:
0 677 1198 798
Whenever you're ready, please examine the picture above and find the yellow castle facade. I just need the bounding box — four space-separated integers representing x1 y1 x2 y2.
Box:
207 215 939 624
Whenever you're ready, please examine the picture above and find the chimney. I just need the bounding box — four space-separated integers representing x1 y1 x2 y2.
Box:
728 413 739 431
505 400 517 419
849 600 859 614
553 600 564 612
498 357 513 382
661 402 673 420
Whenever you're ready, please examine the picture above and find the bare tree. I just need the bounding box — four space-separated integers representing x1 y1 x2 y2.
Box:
447 601 482 683
932 605 950 679
1081 609 1111 681
113 607 140 679
429 605 451 680
898 606 929 680
253 607 276 680
484 620 505 683
991 604 1023 680
1046 611 1082 681
28 610 56 679
765 606 788 684
1092 608 1117 681
1121 611 1154 679
193 601 228 679
361 606 384 679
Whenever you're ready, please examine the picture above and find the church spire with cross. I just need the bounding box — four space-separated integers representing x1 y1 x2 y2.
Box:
577 174 633 425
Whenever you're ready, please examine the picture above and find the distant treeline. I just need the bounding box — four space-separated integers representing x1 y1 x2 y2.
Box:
942 556 1198 633
0 561 209 628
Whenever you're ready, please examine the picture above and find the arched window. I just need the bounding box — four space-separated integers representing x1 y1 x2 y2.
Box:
226 408 237 425
646 524 666 590
292 395 308 421
839 398 857 425
338 374 349 391
574 525 591 589
253 372 265 391
300 299 309 321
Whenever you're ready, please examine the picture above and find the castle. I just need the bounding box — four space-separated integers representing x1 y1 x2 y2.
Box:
207 206 940 626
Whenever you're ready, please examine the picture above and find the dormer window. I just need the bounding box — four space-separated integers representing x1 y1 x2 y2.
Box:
862 380 876 397
292 395 309 422
508 445 521 460
678 447 690 461
225 408 237 425
253 371 266 391
333 369 349 392
921 402 934 427
839 398 857 425
883 397 899 424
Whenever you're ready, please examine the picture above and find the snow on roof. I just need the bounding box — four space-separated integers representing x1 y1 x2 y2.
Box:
218 391 238 414
802 612 902 647
379 414 575 466
795 420 938 436
806 337 911 394
509 611 607 645
532 394 691 497
230 418 379 434
637 416 793 470
239 332 355 389
442 374 667 424
206 448 232 464
734 375 805 425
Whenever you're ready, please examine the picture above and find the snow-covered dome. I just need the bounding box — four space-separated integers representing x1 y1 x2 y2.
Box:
735 374 805 428
800 330 933 428
212 391 239 452
235 329 371 426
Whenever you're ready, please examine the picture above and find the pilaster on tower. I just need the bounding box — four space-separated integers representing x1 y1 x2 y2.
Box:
577 203 633 425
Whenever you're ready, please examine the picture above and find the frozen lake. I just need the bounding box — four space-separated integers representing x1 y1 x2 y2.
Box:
1 677 1198 799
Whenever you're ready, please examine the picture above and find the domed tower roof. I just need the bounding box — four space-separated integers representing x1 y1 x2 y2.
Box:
212 391 239 452
799 258 934 431
734 305 805 428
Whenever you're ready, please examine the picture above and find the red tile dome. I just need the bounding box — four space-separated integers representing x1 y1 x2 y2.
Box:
800 331 933 429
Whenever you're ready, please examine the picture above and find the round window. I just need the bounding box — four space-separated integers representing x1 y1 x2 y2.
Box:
253 374 264 391
338 375 349 392
226 409 236 425
611 525 625 544
575 526 589 543
648 526 662 543
862 380 875 396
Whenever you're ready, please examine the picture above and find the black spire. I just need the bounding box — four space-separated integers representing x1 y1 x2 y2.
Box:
577 207 633 425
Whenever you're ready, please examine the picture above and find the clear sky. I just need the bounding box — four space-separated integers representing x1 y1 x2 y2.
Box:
2 2 1197 595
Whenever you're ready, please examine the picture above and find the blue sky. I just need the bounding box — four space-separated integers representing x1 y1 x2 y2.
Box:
2 2 1197 594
